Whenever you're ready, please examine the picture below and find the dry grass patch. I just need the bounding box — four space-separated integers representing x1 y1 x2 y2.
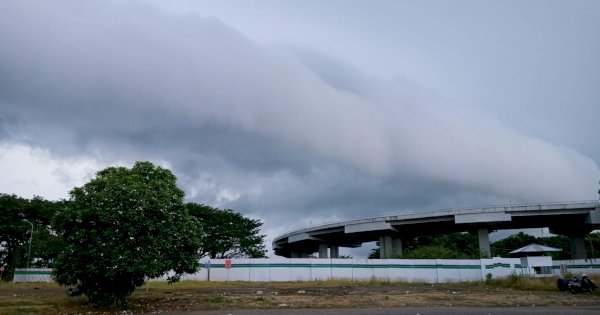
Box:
1 276 600 314
0 282 87 315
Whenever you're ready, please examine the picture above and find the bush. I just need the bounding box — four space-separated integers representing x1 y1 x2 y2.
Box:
401 245 479 259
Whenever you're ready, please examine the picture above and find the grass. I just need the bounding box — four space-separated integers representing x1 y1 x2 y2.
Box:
485 273 597 291
0 280 380 314
485 274 559 291
295 275 562 290
0 282 86 315
1 275 599 314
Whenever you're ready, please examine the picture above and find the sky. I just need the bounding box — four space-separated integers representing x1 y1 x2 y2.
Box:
1 0 599 257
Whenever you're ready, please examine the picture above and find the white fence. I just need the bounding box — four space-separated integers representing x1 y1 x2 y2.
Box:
553 258 600 276
181 257 521 282
13 258 600 283
12 268 53 282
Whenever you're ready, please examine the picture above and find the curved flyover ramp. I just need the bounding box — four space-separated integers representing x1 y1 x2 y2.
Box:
272 201 600 259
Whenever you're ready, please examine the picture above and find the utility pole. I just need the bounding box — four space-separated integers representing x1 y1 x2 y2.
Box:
22 219 33 269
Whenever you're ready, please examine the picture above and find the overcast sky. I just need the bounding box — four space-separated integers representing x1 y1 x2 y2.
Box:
1 0 599 257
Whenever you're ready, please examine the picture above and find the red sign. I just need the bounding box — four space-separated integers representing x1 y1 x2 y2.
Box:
225 259 232 269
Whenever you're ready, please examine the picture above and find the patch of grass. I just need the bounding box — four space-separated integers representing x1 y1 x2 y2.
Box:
0 301 31 307
0 281 93 315
3 277 599 313
485 274 559 291
312 277 410 287
0 300 60 315
368 277 393 286
0 304 59 315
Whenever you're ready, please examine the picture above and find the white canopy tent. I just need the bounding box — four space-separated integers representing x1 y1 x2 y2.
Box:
509 243 561 275
509 243 562 256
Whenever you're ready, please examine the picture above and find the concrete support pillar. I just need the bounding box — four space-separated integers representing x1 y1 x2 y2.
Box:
318 244 329 258
379 235 393 258
478 228 491 258
383 235 392 257
570 237 587 259
392 237 403 257
329 246 339 258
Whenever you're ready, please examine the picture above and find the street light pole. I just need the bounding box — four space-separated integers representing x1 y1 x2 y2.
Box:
22 219 33 269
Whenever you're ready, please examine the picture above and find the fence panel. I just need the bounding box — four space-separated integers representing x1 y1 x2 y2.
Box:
18 257 599 283
13 268 53 282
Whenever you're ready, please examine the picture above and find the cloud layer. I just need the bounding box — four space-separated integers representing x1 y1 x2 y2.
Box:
1 1 599 251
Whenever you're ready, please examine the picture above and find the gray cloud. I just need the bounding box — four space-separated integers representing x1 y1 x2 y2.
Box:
1 1 599 254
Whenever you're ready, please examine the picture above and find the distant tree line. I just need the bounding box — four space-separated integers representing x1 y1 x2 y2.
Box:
368 231 600 260
0 162 266 307
186 203 265 259
491 231 600 260
0 194 66 280
1 195 266 280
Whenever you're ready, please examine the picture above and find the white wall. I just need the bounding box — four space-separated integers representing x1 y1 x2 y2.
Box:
201 258 522 283
16 258 599 283
553 258 600 276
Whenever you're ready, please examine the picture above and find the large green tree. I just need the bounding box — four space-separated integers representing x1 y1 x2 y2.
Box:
52 162 203 307
186 203 266 258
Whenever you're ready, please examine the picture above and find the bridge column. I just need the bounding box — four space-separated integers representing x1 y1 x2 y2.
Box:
392 237 403 257
570 237 587 259
319 244 328 258
329 246 339 258
379 235 393 258
478 228 491 258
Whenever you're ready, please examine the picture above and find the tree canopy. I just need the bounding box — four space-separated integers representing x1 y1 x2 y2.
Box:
1 171 268 286
368 232 481 259
51 161 203 307
0 194 29 280
186 203 266 259
0 194 64 280
368 231 600 260
490 232 580 260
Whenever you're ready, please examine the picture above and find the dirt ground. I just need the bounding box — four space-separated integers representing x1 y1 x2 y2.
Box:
1 281 600 314
132 283 600 312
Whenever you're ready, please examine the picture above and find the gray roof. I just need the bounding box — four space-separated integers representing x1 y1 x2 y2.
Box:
509 243 562 255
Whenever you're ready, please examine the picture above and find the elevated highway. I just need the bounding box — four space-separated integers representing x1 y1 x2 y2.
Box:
272 201 600 259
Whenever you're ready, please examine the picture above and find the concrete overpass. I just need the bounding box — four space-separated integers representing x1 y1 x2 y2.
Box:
272 201 600 259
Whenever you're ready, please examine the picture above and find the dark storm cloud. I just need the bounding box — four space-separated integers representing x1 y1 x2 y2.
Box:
1 0 599 244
